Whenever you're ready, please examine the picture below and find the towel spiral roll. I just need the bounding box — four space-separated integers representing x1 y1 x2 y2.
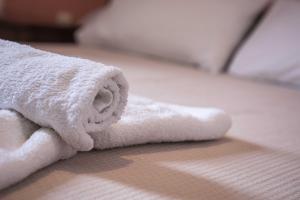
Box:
0 39 128 151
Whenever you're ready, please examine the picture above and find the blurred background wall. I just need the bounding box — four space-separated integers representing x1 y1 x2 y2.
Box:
0 0 108 42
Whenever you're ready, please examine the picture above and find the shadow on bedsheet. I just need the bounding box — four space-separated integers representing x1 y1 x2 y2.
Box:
0 136 267 200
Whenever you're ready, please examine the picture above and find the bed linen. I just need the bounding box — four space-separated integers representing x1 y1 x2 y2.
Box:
0 44 299 200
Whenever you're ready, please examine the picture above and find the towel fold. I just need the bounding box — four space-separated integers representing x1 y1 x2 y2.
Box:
92 96 231 149
0 110 76 190
0 96 231 190
0 39 128 151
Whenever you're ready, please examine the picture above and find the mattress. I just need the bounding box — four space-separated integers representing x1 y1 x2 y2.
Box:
1 44 299 200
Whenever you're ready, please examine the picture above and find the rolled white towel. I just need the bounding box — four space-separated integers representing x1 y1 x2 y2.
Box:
0 40 231 190
0 39 128 151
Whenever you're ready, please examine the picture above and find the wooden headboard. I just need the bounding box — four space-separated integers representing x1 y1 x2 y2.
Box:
1 0 109 27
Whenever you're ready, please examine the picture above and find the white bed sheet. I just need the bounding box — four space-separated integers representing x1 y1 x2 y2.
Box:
1 43 299 200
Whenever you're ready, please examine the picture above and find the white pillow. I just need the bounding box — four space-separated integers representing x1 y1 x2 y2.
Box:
76 0 269 73
229 0 300 88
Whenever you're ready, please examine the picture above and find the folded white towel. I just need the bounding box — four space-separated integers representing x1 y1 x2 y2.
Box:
0 40 231 190
0 96 231 190
0 39 128 151
93 96 231 149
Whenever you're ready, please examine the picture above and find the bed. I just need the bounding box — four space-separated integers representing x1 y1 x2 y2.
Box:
0 43 299 200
